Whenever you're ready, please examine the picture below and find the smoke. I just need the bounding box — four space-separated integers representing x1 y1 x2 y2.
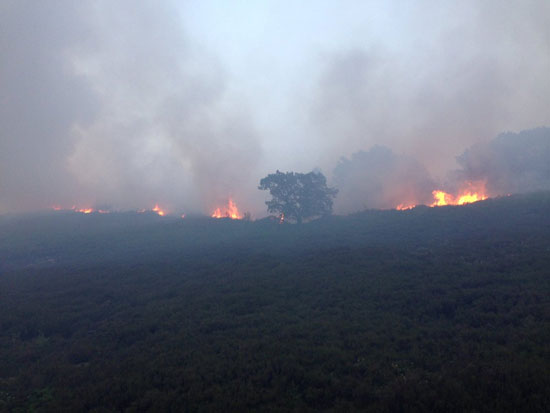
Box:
308 1 550 178
452 127 550 195
0 1 98 211
0 0 262 214
332 127 550 214
333 146 435 213
1 1 549 216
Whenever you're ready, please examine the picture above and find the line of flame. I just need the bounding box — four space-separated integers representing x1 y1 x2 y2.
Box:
395 181 489 210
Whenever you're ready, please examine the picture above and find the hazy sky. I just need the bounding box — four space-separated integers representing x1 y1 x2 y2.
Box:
1 0 549 215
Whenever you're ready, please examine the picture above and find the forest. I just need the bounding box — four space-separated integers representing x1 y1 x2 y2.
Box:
1 192 550 412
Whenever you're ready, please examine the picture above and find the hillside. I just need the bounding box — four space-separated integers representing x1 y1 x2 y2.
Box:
1 193 550 411
2 191 549 271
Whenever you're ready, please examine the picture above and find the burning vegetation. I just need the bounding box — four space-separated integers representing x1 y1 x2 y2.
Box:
53 204 171 217
332 145 502 214
430 186 488 207
396 181 489 210
211 199 243 219
137 205 168 216
51 200 247 220
51 206 105 214
396 203 416 211
43 128 550 220
51 183 491 220
151 204 166 217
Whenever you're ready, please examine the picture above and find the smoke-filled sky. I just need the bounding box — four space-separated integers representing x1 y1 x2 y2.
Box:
1 0 549 215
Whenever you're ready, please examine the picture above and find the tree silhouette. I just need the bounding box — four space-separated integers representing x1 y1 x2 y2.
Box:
258 170 338 224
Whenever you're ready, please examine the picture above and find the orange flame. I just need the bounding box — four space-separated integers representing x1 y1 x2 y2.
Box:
431 181 488 207
211 199 242 219
393 181 488 210
396 203 415 211
137 204 167 216
52 205 95 213
54 206 95 213
152 204 166 216
431 190 452 207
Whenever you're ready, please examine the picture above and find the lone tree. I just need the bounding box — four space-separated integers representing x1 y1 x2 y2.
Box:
258 170 338 224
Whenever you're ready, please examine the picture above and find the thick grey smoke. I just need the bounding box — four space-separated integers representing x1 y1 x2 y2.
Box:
333 146 435 213
0 0 262 214
452 127 550 195
0 2 97 212
1 1 549 216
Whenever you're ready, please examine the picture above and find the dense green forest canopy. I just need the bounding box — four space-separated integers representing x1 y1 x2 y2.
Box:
1 192 549 411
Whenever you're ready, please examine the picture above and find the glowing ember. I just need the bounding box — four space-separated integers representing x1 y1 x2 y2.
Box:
76 208 94 214
211 199 242 219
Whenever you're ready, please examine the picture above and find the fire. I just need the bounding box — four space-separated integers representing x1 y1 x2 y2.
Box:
393 181 488 210
137 204 167 216
396 203 415 211
430 181 488 207
211 199 242 219
152 204 166 216
431 190 452 207
457 193 485 205
52 206 96 214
